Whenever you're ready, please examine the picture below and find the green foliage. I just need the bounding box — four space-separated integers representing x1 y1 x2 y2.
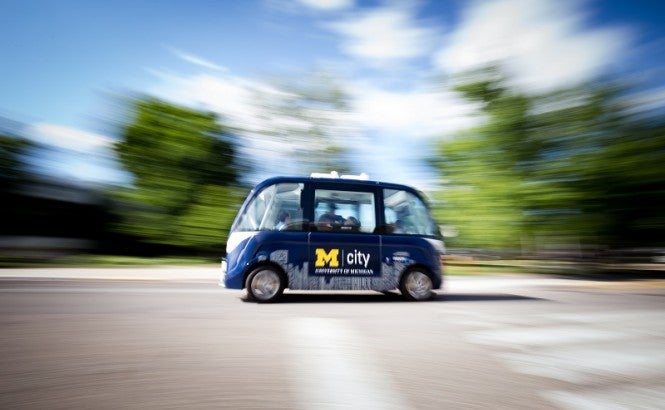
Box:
117 98 238 190
1 134 32 242
433 72 665 251
114 97 243 251
175 185 245 248
0 134 32 184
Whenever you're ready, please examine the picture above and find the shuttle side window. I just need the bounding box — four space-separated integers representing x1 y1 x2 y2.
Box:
313 189 376 233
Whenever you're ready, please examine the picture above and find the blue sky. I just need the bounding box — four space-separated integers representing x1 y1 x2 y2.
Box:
3 0 665 189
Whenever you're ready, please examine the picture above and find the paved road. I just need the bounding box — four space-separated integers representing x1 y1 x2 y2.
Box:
0 270 663 409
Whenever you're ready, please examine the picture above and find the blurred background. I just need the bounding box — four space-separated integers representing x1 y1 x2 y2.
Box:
2 0 664 272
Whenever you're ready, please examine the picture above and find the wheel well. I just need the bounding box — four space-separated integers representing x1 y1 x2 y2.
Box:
243 262 288 289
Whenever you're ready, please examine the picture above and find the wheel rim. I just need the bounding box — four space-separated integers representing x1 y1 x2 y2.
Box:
404 271 432 300
250 270 281 301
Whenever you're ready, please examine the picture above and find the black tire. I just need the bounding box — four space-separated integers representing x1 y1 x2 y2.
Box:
245 267 285 303
399 268 433 301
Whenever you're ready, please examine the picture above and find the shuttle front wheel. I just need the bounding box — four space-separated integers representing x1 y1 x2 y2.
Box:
246 267 285 303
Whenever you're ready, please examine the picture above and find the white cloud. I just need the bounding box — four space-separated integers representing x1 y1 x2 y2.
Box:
148 67 478 145
146 71 316 171
168 47 228 71
295 0 353 11
434 0 631 93
327 4 440 65
26 123 114 153
145 67 478 190
349 83 479 138
147 71 293 135
22 124 124 183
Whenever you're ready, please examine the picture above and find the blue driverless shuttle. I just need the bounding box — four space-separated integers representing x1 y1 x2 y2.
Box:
220 172 445 302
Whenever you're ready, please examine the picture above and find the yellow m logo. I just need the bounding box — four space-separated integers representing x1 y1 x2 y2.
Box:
315 248 340 267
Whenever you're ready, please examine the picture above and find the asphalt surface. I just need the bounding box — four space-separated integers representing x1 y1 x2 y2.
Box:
0 268 664 409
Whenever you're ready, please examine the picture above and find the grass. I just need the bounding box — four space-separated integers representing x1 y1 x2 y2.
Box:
0 254 218 268
443 260 535 275
70 255 218 266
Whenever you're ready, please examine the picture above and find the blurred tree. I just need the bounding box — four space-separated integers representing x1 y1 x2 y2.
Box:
1 132 33 237
432 69 665 252
581 90 665 248
114 97 244 252
0 115 36 187
1 128 114 261
247 71 354 176
431 73 539 251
